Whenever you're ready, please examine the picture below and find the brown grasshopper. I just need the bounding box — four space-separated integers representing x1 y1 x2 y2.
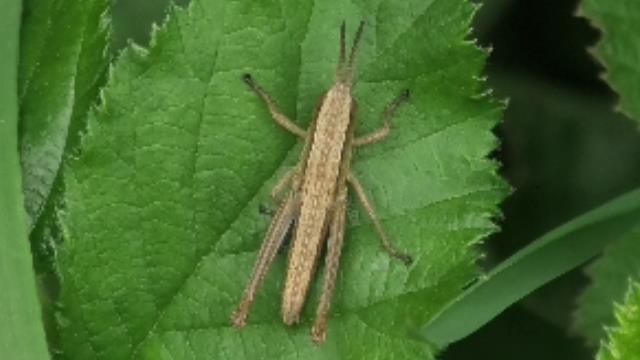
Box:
231 21 412 344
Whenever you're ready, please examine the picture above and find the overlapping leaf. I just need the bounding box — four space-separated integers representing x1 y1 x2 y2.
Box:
19 0 111 273
597 281 640 360
573 225 640 345
57 0 507 358
581 0 640 123
0 0 50 358
573 0 640 348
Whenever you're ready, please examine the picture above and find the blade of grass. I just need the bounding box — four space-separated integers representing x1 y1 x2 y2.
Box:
0 0 50 359
422 187 640 350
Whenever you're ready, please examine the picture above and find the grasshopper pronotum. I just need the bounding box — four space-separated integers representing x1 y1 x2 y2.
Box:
231 21 412 344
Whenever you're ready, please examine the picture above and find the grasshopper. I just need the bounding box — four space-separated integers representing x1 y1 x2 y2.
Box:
231 21 412 344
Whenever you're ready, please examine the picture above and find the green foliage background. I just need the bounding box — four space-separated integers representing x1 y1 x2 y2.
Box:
2 0 640 359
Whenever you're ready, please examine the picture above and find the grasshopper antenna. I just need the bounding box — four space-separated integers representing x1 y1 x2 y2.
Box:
347 20 365 70
338 21 346 70
337 20 365 83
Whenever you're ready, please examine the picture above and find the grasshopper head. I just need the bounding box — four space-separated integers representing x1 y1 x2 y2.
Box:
336 21 365 84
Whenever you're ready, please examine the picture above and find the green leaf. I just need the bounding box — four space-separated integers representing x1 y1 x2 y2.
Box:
597 280 640 360
19 0 111 231
580 0 640 123
0 0 50 358
573 225 640 345
422 187 640 350
57 0 507 358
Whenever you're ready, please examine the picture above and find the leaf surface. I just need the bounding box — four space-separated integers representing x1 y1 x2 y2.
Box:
57 0 507 358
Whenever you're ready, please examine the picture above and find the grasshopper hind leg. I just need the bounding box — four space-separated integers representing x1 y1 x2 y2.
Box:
347 172 412 266
231 192 300 328
311 188 348 344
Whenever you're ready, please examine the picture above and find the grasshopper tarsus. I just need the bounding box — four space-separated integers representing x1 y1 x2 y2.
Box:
242 73 254 85
380 89 410 124
381 237 413 266
258 203 274 216
397 252 413 267
231 306 249 328
389 89 411 112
